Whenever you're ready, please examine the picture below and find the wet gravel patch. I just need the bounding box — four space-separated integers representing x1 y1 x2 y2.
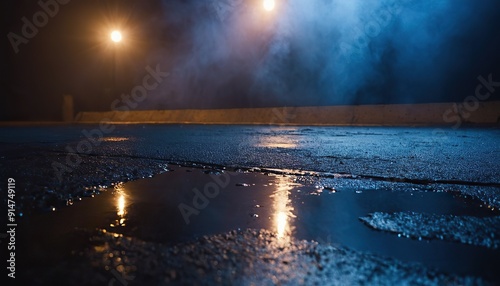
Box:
360 212 500 249
30 228 486 285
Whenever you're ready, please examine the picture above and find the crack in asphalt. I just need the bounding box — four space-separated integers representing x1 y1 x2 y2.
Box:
43 150 500 188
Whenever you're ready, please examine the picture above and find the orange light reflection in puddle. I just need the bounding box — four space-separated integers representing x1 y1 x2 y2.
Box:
272 176 297 245
112 184 127 227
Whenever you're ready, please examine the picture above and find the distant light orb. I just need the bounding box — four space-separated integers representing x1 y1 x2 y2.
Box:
110 30 122 43
263 0 275 11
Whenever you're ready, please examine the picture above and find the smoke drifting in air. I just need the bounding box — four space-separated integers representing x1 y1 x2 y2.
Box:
139 0 500 109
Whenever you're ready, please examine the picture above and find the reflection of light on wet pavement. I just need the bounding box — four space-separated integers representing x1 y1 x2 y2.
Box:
276 212 287 239
100 137 130 142
117 195 125 217
272 176 296 244
113 184 127 227
256 130 299 149
263 142 297 149
257 138 298 149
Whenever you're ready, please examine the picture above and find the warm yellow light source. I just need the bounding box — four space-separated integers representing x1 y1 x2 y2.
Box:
263 0 275 11
110 30 122 43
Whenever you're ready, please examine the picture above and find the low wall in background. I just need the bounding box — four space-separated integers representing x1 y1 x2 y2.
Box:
75 101 500 125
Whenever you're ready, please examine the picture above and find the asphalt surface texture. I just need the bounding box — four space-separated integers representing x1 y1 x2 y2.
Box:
0 124 499 285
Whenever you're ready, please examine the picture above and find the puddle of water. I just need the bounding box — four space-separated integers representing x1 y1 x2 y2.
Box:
17 166 500 282
294 189 500 281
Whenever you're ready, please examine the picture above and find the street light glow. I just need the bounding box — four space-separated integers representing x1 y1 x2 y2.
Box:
110 30 122 43
263 0 275 11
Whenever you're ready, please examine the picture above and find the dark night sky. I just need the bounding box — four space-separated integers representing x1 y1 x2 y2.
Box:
2 0 500 120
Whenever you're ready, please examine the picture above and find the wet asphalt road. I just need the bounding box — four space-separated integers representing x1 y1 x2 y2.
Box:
1 124 499 214
1 124 499 285
1 124 499 184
